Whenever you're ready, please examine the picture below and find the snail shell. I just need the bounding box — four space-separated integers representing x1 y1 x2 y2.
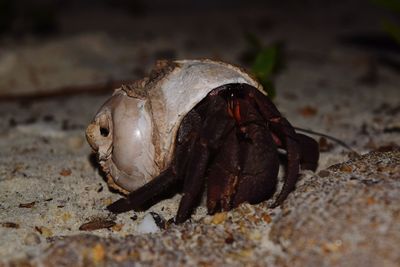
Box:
86 59 263 193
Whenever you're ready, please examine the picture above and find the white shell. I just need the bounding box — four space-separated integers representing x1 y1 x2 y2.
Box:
86 59 263 193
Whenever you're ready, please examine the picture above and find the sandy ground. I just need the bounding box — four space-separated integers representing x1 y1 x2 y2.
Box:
0 2 399 266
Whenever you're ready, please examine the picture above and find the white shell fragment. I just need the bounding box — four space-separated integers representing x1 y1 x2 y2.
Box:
86 59 263 193
137 213 161 234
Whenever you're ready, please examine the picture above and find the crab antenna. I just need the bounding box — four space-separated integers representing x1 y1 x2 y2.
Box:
293 126 359 155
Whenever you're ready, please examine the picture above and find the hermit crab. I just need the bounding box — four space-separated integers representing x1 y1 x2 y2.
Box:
86 59 319 223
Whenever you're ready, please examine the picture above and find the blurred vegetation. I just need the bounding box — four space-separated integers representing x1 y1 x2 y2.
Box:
242 32 285 99
372 0 400 45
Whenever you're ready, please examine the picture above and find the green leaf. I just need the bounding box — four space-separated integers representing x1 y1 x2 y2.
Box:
251 46 278 79
243 32 284 99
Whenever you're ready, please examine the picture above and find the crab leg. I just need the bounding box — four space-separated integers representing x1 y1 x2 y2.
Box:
240 84 301 207
175 139 209 223
206 129 240 214
296 133 319 171
107 168 178 213
232 100 280 207
207 98 280 213
175 95 235 223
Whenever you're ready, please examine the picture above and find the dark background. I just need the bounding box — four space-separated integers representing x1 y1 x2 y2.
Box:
1 0 399 98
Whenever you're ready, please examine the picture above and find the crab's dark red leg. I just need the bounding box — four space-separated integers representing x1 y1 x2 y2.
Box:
107 168 178 213
240 84 301 207
232 140 279 207
206 129 240 214
175 95 235 223
206 98 280 212
296 133 319 171
172 110 203 180
175 140 209 223
232 100 280 207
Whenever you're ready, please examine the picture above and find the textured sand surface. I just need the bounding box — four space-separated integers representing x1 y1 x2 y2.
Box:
0 2 399 266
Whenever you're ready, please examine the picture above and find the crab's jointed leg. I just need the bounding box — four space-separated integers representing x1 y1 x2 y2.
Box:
107 168 178 213
296 133 319 171
206 98 280 213
239 84 301 207
176 95 235 223
231 99 280 207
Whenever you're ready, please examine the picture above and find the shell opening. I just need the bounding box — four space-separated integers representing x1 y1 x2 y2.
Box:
86 90 159 192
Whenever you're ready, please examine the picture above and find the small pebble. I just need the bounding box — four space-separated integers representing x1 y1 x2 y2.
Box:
91 244 105 263
299 106 317 117
262 214 272 223
111 224 124 232
340 165 353 173
211 212 227 225
322 240 342 253
1 222 20 229
97 185 103 192
79 219 116 231
59 169 72 176
19 201 36 208
24 233 41 245
318 170 330 178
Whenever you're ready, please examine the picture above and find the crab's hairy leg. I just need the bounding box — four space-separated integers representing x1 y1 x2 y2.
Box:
232 100 279 207
296 133 319 171
107 110 203 214
267 132 319 171
266 121 299 208
175 95 235 223
207 129 240 214
173 110 203 179
107 168 177 213
175 139 209 223
232 140 279 207
241 84 301 207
